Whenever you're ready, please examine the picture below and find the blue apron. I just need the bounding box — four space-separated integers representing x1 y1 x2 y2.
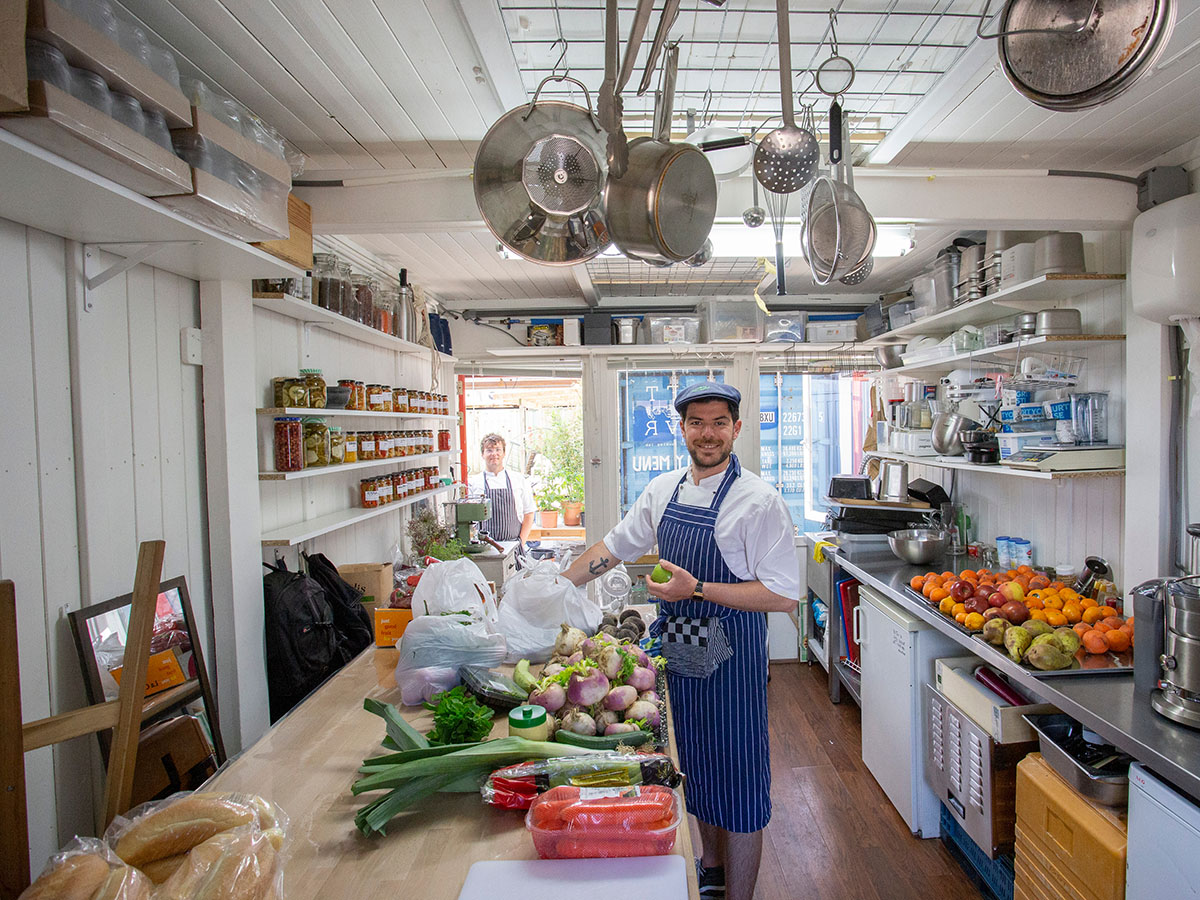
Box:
650 455 771 833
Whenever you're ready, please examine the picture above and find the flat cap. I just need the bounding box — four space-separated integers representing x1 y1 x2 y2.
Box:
673 381 742 415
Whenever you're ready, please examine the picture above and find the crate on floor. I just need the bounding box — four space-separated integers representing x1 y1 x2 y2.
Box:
940 802 1015 900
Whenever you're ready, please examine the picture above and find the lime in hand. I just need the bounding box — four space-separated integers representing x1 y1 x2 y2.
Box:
650 563 671 584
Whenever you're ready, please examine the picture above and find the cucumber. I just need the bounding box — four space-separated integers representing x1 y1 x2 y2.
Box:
553 729 652 750
512 659 538 693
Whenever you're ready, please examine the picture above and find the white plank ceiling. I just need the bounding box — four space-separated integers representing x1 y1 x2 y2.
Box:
114 0 1200 304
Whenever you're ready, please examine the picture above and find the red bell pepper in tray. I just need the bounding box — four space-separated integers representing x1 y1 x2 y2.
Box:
525 784 683 859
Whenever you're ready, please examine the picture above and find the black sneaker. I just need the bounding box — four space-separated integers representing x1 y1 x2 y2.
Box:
697 862 726 900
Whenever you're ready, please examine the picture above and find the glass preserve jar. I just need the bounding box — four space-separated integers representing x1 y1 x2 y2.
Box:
438 429 451 451
358 431 377 461
344 430 358 463
329 426 346 464
377 475 393 505
302 417 331 467
337 263 354 320
392 386 409 414
273 416 303 472
281 377 307 408
352 275 374 327
338 378 358 410
354 381 366 411
312 252 341 313
301 368 326 408
360 478 379 509
366 384 391 412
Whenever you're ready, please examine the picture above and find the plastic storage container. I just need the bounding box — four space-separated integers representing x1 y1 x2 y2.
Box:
644 315 700 344
765 312 808 342
526 784 682 859
806 320 857 342
700 299 764 342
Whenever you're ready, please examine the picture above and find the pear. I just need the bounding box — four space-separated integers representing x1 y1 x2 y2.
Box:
1055 627 1082 656
982 617 1011 646
1004 625 1032 664
1023 619 1053 638
1026 643 1073 671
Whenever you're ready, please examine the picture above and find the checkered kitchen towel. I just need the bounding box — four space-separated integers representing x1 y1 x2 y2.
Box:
661 616 733 678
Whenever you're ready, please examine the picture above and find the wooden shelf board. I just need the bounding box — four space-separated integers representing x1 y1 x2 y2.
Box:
868 450 1123 481
257 407 457 422
252 293 455 361
0 129 300 282
864 274 1126 346
259 451 450 481
260 485 454 547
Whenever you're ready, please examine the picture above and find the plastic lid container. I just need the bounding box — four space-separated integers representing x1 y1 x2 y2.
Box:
526 785 682 859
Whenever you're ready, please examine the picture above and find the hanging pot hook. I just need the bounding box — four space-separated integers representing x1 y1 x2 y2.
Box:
550 37 569 78
828 9 841 58
700 88 713 126
794 69 817 107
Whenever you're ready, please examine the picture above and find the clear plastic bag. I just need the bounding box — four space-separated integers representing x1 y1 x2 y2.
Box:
19 837 151 900
411 558 496 623
495 557 601 662
153 824 284 900
394 613 507 678
482 752 682 809
395 664 460 706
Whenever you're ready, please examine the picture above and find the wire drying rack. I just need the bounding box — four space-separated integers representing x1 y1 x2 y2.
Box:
1002 348 1085 391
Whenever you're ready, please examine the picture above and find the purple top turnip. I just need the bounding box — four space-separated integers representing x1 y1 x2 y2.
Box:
604 722 640 735
566 665 610 706
626 665 656 692
554 623 587 657
560 709 597 736
624 699 660 730
528 681 566 713
638 690 659 705
603 685 638 711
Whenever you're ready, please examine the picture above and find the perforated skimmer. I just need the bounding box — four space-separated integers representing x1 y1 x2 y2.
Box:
753 0 819 195
522 134 602 216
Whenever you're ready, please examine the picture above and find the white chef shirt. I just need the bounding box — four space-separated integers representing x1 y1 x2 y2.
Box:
605 463 800 599
468 468 536 519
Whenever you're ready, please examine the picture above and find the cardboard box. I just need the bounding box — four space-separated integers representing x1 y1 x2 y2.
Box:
374 607 413 647
338 562 393 607
27 0 191 127
157 166 289 242
110 647 189 697
0 1 28 113
935 656 1057 744
2 81 193 197
253 193 312 269
174 103 292 187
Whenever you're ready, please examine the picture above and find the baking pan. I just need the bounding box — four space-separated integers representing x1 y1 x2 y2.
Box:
1021 713 1130 806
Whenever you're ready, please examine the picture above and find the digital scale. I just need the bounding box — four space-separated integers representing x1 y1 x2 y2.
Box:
999 443 1124 472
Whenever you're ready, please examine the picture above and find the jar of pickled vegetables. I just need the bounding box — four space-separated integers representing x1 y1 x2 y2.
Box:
337 378 357 409
280 377 307 408
438 429 451 451
360 478 379 508
301 368 326 408
378 475 393 504
272 377 290 408
273 416 303 472
391 471 404 499
392 387 408 413
367 384 391 412
329 426 346 464
359 431 377 461
302 417 331 467
344 431 358 463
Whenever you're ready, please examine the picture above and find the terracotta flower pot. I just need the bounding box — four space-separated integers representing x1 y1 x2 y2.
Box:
538 509 559 528
562 501 583 526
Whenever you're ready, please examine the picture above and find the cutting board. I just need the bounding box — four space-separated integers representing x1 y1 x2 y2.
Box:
457 856 688 900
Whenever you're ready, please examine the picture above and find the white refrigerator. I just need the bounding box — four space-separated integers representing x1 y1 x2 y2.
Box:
1126 762 1200 897
859 585 962 838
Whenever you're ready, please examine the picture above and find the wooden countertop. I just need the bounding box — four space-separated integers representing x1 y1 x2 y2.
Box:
204 648 697 899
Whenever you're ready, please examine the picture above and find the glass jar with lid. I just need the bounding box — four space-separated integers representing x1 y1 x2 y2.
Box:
273 416 303 472
344 430 358 463
329 426 346 464
351 275 374 327
313 253 341 313
358 431 377 461
337 378 358 410
360 478 379 509
300 368 326 408
393 387 410 413
438 429 451 451
302 417 331 467
336 263 354 321
354 381 366 411
376 286 397 336
377 474 393 505
280 377 308 408
366 384 391 412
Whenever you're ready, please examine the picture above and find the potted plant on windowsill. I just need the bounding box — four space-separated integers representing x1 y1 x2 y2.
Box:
531 407 585 530
535 489 560 529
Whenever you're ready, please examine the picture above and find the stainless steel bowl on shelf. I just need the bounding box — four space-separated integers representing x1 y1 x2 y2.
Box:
931 412 977 456
888 528 951 565
874 345 903 369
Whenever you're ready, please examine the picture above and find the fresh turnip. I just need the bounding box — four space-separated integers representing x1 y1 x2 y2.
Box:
594 709 620 731
566 665 610 706
629 645 651 668
626 665 656 692
528 681 567 713
580 637 598 658
541 662 565 679
545 713 558 736
597 645 628 680
560 709 597 736
566 650 584 666
603 685 638 711
624 700 660 730
638 690 660 705
604 722 639 735
554 624 587 657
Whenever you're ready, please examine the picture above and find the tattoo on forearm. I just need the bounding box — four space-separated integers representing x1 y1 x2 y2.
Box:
588 556 612 576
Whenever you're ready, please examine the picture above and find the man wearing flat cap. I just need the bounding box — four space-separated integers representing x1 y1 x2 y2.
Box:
566 381 798 900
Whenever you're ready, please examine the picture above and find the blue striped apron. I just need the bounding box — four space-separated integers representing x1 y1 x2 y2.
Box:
481 470 521 541
651 455 771 833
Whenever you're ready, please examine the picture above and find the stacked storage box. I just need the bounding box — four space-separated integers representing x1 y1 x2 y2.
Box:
1014 753 1127 900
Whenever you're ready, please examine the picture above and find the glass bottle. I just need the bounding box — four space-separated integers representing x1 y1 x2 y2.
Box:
302 417 331 467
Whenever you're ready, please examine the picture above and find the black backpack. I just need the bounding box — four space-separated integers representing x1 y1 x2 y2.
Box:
262 561 338 722
302 551 375 664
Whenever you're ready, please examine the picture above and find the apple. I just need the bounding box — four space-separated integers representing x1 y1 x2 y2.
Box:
999 581 1025 603
1001 601 1030 624
988 591 1007 609
973 586 993 603
650 564 671 584
983 607 1006 621
950 580 973 601
965 596 990 615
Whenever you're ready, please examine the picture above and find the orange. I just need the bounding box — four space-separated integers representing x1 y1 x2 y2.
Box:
1082 631 1108 654
1104 629 1131 653
1073 622 1091 637
930 587 950 603
1044 610 1067 627
963 612 986 631
923 582 937 598
1082 607 1106 625
1048 581 1066 592
1027 589 1045 600
941 571 956 581
939 597 956 616
1028 575 1051 590
1101 616 1125 630
1028 609 1048 622
923 573 940 585
1042 595 1064 611
952 602 967 617
1080 597 1098 610
1062 602 1083 624
1059 588 1080 603
955 612 968 625
1006 569 1019 580
909 576 925 591
1017 565 1033 576
959 569 979 580
1025 596 1044 610
1096 606 1118 619
1094 622 1113 634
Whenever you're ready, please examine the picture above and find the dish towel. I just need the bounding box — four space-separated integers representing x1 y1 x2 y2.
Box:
812 540 837 564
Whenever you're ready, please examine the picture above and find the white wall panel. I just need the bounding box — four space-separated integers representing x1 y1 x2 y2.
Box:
0 219 210 875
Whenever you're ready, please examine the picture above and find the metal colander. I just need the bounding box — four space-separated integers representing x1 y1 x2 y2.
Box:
522 134 601 216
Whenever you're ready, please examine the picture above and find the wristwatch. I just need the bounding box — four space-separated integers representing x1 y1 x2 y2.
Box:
692 579 704 599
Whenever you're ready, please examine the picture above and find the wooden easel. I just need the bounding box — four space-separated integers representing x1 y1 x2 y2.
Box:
0 539 164 899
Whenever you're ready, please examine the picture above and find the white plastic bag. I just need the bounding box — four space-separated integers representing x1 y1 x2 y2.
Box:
395 665 460 706
495 557 601 662
411 558 496 623
395 613 507 676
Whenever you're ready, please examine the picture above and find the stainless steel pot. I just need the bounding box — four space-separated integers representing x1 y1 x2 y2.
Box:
606 43 717 264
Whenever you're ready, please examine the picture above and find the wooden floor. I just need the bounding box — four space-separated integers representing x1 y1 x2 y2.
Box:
690 660 984 900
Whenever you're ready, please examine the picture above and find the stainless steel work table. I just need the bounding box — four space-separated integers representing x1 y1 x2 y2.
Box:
826 548 1200 805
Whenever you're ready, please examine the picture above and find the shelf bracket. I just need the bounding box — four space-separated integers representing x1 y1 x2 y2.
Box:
82 242 200 311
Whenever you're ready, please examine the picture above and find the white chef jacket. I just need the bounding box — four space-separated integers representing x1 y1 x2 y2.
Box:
605 463 800 599
467 468 536 519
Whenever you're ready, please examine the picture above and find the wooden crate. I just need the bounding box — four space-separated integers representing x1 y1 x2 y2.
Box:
253 193 312 269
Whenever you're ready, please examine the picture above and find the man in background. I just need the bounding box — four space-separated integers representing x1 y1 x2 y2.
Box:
468 433 535 546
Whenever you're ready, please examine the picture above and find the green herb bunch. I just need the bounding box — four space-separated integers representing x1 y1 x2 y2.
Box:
423 686 493 745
